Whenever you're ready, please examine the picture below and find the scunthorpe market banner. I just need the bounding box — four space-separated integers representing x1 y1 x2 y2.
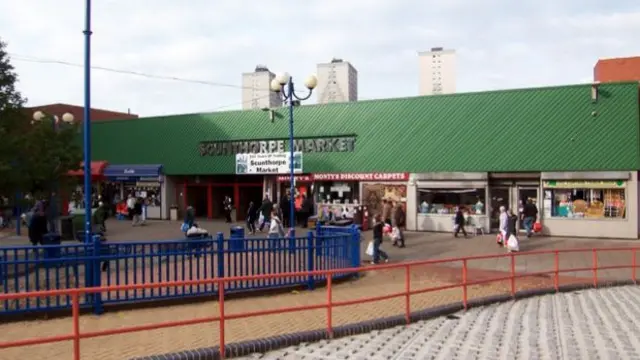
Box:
235 152 303 175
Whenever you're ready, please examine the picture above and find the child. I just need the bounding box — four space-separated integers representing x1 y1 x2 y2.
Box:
371 214 389 264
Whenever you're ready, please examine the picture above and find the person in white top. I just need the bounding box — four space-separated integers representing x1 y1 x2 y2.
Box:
498 206 508 246
126 195 136 219
268 211 283 237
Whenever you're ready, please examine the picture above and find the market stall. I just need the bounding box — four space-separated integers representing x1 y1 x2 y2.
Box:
103 164 165 219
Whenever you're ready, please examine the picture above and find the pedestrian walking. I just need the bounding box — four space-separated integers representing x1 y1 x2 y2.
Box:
246 201 257 234
453 206 468 238
370 214 389 264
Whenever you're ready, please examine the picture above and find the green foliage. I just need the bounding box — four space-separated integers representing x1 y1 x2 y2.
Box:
0 38 82 199
0 38 27 194
22 117 82 194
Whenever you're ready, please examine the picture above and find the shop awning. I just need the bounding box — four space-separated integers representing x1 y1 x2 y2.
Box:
104 164 163 181
67 161 109 177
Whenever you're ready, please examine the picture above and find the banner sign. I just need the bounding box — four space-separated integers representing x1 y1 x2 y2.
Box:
236 152 303 175
543 180 625 189
275 173 409 182
314 173 409 181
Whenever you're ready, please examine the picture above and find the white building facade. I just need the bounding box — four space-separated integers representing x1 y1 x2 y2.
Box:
241 65 282 110
418 47 456 96
316 59 358 104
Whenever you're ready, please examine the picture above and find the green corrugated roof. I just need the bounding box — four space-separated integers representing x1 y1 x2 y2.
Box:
91 82 640 174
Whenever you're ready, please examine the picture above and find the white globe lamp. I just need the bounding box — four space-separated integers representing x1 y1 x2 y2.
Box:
275 72 291 85
33 110 45 121
270 78 282 92
304 74 318 90
62 112 75 123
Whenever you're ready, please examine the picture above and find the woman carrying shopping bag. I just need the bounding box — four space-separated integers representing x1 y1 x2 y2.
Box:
369 214 389 264
497 206 508 246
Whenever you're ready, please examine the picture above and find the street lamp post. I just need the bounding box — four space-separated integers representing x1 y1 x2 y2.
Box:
32 110 75 233
83 0 93 242
270 72 318 237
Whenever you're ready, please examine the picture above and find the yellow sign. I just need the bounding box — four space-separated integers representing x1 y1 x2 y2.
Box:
543 180 625 189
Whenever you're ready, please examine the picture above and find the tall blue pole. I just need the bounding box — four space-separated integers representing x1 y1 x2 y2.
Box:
83 0 93 241
50 118 58 233
287 77 295 237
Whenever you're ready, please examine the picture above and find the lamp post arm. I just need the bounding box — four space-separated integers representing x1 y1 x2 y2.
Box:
291 89 313 101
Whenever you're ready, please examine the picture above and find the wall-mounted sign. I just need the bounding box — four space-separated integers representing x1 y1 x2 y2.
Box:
543 180 626 189
236 152 303 175
277 175 314 182
199 136 356 156
275 173 409 182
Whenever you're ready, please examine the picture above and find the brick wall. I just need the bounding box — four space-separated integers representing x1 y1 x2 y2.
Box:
594 57 640 83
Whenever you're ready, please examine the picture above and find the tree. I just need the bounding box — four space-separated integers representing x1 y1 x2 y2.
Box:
0 38 82 202
0 38 28 196
21 116 82 196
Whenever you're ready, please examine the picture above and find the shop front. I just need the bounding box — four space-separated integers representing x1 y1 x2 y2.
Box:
540 172 638 239
311 173 408 226
65 161 109 212
103 164 165 219
406 173 489 233
272 173 408 226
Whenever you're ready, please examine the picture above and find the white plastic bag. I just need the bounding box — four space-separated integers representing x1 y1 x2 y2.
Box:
365 241 375 256
391 227 401 241
507 234 519 252
258 213 265 225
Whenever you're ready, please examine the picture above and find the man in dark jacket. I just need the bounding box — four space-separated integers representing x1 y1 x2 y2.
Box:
280 191 290 228
258 197 273 232
522 199 538 238
453 206 467 238
299 195 313 228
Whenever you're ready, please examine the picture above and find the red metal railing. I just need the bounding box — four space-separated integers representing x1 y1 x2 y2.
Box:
0 247 638 360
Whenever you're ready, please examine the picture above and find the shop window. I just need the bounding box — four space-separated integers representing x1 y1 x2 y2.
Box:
543 187 626 219
316 181 359 204
124 182 162 207
418 188 486 215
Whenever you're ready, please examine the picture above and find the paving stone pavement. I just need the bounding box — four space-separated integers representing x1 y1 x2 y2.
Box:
1 220 639 359
239 286 640 360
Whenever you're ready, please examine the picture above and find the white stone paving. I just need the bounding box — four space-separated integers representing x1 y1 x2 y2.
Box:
237 286 640 360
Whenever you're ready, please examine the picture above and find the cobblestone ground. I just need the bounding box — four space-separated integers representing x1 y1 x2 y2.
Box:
0 264 610 360
240 286 640 360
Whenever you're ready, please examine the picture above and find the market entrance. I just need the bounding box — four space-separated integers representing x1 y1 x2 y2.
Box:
489 172 541 232
186 185 207 218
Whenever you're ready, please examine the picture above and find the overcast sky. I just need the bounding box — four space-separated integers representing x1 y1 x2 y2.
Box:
1 0 638 117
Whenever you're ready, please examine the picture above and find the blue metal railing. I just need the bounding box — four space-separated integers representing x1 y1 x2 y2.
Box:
0 225 360 315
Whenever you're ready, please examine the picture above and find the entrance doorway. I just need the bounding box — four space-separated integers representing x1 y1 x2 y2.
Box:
490 187 510 230
517 187 539 232
211 186 233 219
186 186 207 218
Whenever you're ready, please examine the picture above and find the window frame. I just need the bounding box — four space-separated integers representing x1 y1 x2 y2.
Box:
417 188 486 215
542 185 626 220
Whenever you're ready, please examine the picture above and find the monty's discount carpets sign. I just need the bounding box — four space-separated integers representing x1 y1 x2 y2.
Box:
235 152 303 175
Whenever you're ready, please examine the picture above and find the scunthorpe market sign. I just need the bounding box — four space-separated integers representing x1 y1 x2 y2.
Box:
236 152 303 175
199 136 356 156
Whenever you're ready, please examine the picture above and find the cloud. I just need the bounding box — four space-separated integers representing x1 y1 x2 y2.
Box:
0 0 638 116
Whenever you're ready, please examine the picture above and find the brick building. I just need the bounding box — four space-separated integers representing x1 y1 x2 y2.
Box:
594 56 640 82
24 103 138 122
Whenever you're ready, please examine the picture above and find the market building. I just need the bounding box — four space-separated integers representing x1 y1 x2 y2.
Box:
89 82 640 239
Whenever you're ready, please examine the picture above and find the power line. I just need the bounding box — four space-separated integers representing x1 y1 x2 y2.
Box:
9 53 311 93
